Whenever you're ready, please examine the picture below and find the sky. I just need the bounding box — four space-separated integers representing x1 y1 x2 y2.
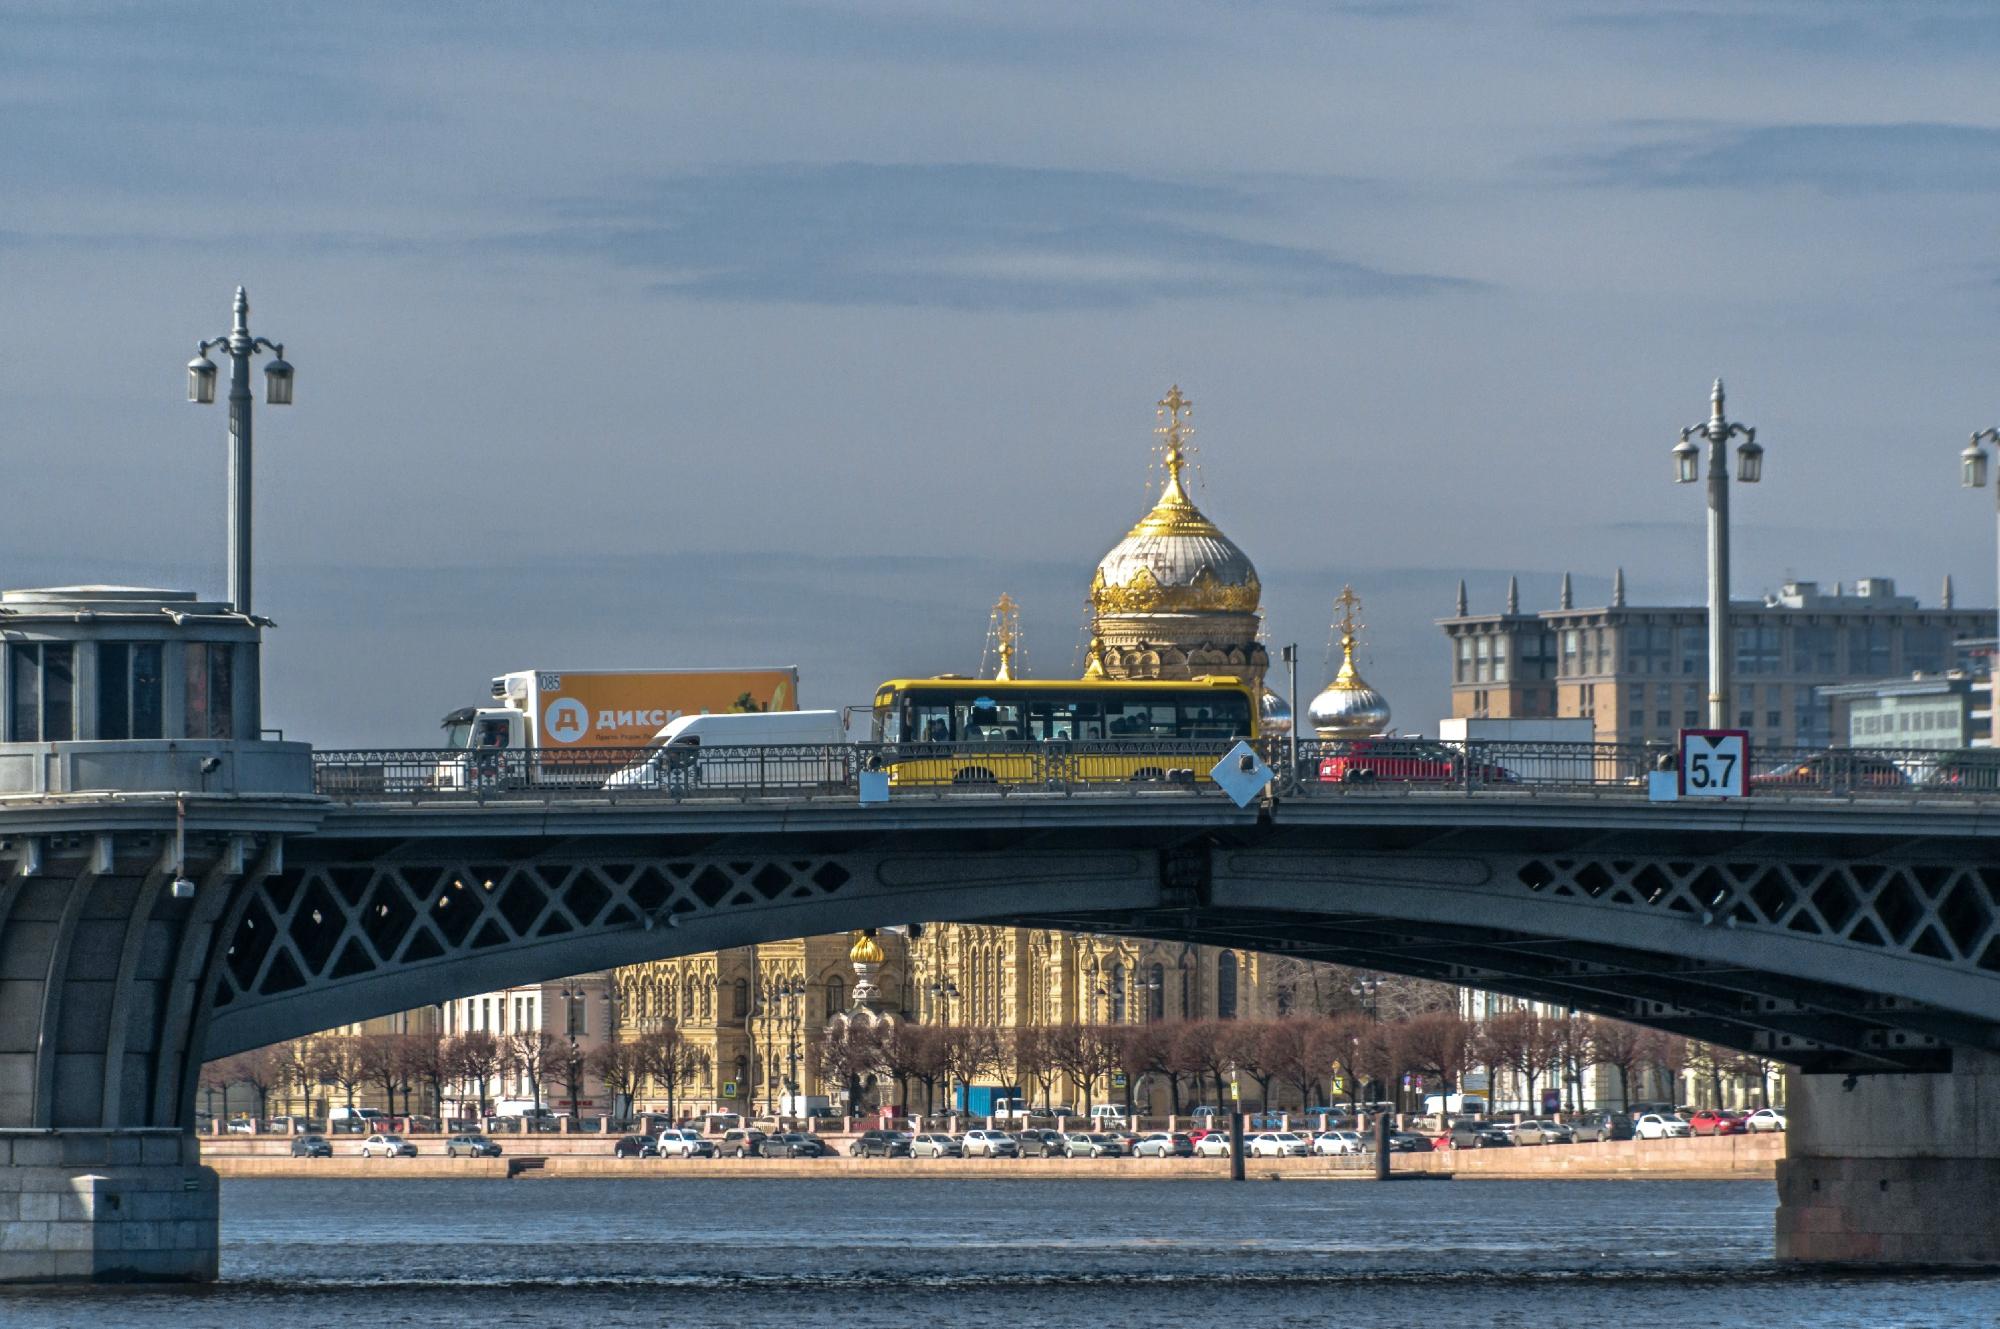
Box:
4 1 2000 745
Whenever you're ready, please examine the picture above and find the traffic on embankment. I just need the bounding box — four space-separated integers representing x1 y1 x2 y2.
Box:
202 1128 1782 1181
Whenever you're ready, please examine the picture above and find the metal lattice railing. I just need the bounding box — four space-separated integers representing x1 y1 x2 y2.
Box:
305 738 2000 803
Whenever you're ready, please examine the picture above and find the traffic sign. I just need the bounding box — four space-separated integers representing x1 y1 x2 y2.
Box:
1111 1072 1127 1088
720 1080 738 1099
1679 729 1750 799
1210 740 1274 808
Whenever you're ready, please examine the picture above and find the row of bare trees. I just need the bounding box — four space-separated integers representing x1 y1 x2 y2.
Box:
814 1011 1776 1116
201 1024 716 1121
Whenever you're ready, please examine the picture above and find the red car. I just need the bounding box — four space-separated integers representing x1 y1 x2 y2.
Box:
1315 738 1516 786
1687 1109 1748 1136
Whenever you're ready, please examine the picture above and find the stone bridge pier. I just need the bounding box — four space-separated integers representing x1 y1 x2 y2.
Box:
0 802 304 1282
1778 1051 2000 1265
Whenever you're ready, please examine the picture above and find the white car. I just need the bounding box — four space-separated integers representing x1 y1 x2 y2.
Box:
1311 1130 1361 1156
1634 1113 1691 1140
961 1129 1020 1158
1193 1132 1232 1158
359 1133 417 1158
655 1128 715 1158
1248 1132 1310 1158
1743 1108 1788 1133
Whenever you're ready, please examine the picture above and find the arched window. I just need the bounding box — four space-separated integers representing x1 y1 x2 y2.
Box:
701 980 713 1021
1217 952 1238 1020
1148 962 1166 1021
732 977 750 1020
1110 962 1126 1023
825 976 845 1015
684 984 696 1022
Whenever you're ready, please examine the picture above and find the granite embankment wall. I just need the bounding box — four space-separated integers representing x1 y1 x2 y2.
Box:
203 1132 1783 1181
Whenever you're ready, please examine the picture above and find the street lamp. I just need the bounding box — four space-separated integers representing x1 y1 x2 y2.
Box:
1675 379 1763 730
187 287 294 616
1350 974 1381 1017
1962 428 2000 745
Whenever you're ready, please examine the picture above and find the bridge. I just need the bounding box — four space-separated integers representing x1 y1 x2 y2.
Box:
4 732 2000 1280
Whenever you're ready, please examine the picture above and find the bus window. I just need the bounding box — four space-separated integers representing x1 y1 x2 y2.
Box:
911 700 953 743
1104 701 1176 738
958 696 1023 741
1028 699 1078 740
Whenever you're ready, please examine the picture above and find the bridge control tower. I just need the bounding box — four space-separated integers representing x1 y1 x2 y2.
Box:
0 584 319 1281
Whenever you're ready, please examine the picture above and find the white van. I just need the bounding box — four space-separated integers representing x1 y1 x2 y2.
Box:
606 711 848 792
1089 1104 1130 1126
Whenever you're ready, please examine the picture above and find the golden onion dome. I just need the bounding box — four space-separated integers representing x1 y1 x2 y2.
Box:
1091 386 1260 618
849 930 885 965
1307 586 1392 739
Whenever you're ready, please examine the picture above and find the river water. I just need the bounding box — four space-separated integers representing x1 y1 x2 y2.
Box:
7 1178 1997 1328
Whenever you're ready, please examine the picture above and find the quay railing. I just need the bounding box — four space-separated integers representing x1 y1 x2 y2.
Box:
307 738 2000 804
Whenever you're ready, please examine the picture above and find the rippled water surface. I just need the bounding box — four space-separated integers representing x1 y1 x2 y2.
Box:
8 1178 1998 1328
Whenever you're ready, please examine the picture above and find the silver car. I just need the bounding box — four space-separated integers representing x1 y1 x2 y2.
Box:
359 1133 417 1158
911 1132 963 1158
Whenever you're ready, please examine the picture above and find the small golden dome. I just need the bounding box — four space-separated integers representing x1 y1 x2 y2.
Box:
849 930 885 965
1091 387 1260 618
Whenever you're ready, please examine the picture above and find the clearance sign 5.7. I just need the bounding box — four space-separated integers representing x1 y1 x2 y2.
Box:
1679 729 1750 798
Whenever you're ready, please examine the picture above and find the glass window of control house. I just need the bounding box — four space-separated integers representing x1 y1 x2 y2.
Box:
7 643 75 742
1491 637 1508 682
1457 637 1473 682
96 642 164 740
1475 636 1491 682
184 643 235 739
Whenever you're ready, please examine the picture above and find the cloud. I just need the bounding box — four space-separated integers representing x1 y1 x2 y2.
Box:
508 163 1476 309
1557 123 2000 194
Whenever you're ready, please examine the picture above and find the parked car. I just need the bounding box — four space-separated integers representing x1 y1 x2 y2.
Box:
656 1128 717 1159
225 1117 257 1135
1513 1120 1574 1146
1192 1132 1233 1158
1634 1113 1692 1140
359 1133 417 1158
613 1134 658 1158
1451 1123 1514 1149
1743 1107 1788 1133
961 1129 1020 1158
1568 1111 1636 1143
1062 1132 1127 1158
850 1129 914 1158
446 1133 502 1158
289 1134 332 1158
756 1132 829 1159
1314 737 1517 786
1133 1132 1194 1158
1311 1130 1362 1156
1012 1130 1066 1158
911 1133 963 1159
1384 1131 1436 1153
1247 1132 1309 1158
1688 1109 1749 1136
717 1129 769 1158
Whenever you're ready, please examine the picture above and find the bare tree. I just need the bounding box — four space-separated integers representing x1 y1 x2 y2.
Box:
397 1032 451 1118
1398 1011 1475 1109
450 1031 504 1118
1172 1021 1235 1112
1551 1014 1595 1110
589 1040 646 1120
1589 1018 1648 1111
502 1030 560 1111
354 1036 404 1119
633 1024 711 1121
812 1022 884 1115
1258 1017 1334 1110
1010 1026 1060 1111
224 1044 287 1121
198 1060 230 1123
315 1036 369 1112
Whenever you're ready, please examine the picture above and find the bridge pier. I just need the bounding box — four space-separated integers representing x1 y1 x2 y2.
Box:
0 1130 216 1282
1776 1050 2000 1266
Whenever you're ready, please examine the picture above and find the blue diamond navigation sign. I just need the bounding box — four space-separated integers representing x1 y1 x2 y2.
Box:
1210 740 1274 808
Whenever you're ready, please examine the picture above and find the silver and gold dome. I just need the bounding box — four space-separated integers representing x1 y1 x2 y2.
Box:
1089 386 1261 619
1307 586 1392 739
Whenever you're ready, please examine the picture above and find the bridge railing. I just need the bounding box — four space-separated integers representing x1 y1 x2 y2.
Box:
306 739 2000 802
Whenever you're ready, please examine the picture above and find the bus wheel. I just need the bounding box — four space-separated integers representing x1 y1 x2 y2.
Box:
953 767 997 785
1131 767 1165 783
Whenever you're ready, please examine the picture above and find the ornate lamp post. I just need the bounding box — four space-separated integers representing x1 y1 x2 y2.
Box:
1673 380 1764 730
186 287 294 616
1961 429 2000 745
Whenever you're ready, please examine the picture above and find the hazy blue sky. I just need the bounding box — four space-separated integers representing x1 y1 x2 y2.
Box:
5 1 1999 744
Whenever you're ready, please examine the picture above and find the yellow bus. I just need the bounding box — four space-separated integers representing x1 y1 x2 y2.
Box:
869 675 1259 787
